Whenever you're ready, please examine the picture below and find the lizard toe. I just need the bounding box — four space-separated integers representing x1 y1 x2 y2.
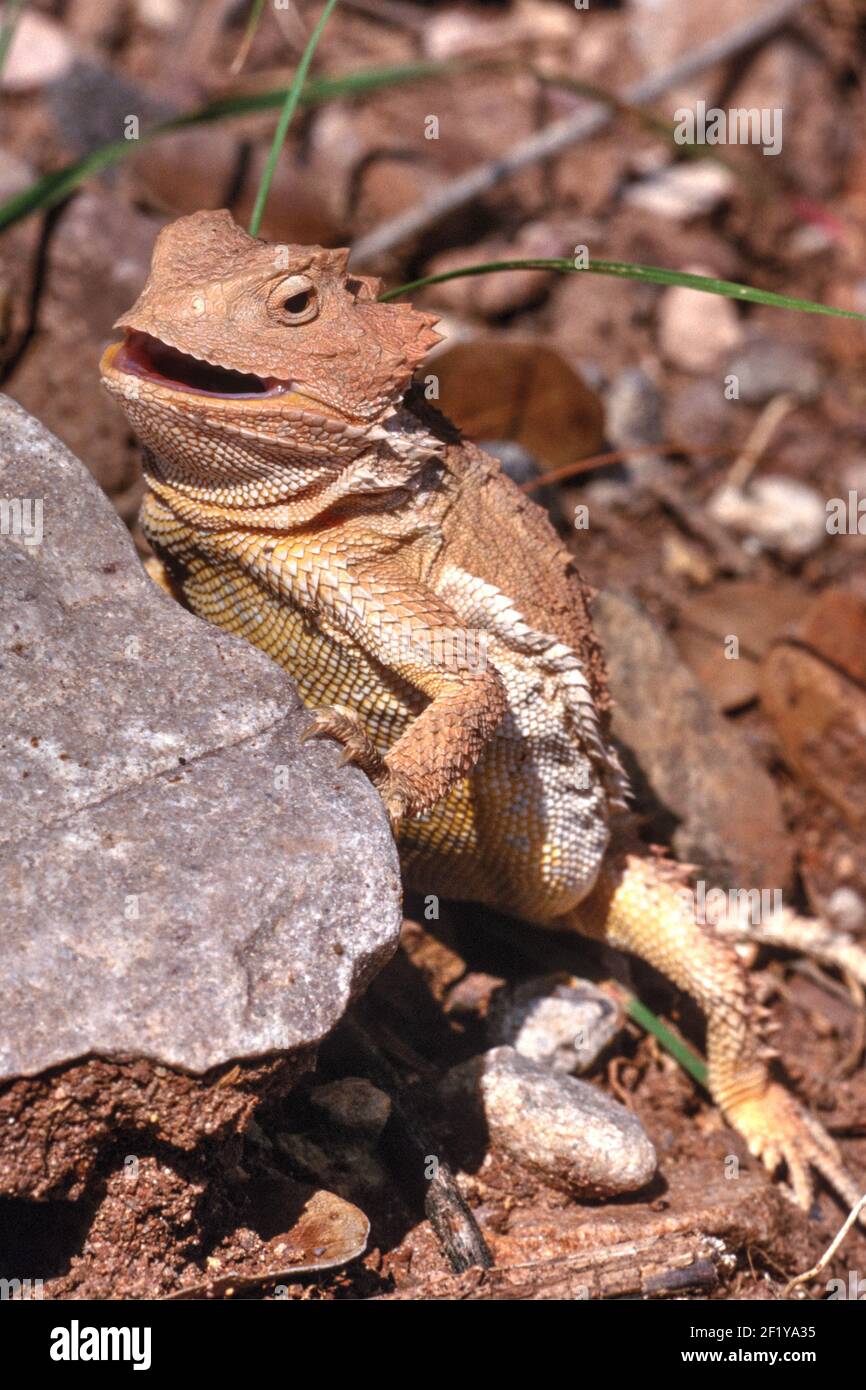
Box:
374 765 416 833
299 704 386 778
726 1081 862 1219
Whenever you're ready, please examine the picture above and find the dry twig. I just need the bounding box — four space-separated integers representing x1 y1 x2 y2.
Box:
351 0 812 263
782 1192 866 1297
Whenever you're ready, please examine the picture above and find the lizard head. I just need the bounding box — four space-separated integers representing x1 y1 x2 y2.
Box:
99 209 441 429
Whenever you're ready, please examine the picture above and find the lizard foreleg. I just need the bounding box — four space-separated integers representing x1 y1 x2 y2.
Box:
272 549 507 828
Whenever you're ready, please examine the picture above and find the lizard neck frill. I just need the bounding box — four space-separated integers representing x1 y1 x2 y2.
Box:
138 401 447 532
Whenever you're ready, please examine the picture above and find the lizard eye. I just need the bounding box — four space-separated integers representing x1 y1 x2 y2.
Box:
268 275 318 325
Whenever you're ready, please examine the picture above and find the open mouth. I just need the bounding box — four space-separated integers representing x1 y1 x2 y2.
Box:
114 330 291 399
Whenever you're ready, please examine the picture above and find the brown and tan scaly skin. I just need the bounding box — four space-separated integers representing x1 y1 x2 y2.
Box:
101 209 862 1216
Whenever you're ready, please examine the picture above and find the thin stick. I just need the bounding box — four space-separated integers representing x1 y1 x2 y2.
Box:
782 1192 866 1297
519 442 732 491
342 1018 494 1273
0 0 27 79
230 0 267 76
726 394 797 490
714 910 866 989
248 0 340 239
351 0 812 263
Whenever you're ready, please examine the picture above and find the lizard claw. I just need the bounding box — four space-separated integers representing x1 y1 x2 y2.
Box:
725 1081 863 1220
300 704 384 772
299 704 414 832
379 775 415 835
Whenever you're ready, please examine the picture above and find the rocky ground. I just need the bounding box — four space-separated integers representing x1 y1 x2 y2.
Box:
2 0 866 1300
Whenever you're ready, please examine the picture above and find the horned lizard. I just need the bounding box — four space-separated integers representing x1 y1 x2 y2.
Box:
101 209 864 1216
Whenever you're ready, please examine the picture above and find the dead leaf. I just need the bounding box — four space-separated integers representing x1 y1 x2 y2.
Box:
167 1183 370 1299
798 590 866 689
761 645 866 828
432 339 604 470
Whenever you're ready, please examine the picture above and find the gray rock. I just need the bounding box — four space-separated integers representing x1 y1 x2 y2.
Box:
0 396 402 1080
604 367 664 453
442 1046 656 1198
487 974 624 1074
481 440 561 521
658 278 743 374
825 887 866 935
593 589 793 891
725 337 824 406
708 476 827 560
623 162 735 221
664 378 737 454
309 1077 392 1137
46 58 174 156
591 368 666 502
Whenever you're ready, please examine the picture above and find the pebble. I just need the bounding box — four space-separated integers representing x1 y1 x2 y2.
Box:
487 974 624 1074
664 378 737 453
725 338 824 405
624 163 735 221
309 1078 392 1138
3 13 75 91
708 476 827 560
825 888 866 935
441 1047 657 1198
605 367 664 452
658 273 744 374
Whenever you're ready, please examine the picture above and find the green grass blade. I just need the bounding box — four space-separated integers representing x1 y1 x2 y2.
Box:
475 913 708 1088
248 0 340 237
380 257 866 321
0 140 132 231
0 0 26 79
0 61 456 234
625 994 708 1089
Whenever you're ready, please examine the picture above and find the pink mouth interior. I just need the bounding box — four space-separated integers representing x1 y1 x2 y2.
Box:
115 331 290 398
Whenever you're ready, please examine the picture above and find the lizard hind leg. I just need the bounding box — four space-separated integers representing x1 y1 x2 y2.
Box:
142 551 190 606
559 849 863 1216
143 554 175 595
